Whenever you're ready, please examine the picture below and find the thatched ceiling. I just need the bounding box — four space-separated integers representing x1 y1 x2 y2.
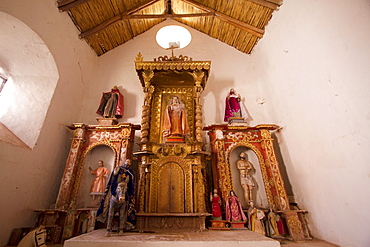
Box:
57 0 283 56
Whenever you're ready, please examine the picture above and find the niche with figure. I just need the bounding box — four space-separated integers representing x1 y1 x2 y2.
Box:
76 145 114 209
229 146 268 209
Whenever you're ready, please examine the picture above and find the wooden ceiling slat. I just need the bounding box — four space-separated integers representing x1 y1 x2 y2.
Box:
181 0 264 38
58 0 93 12
247 0 281 10
79 0 162 39
59 0 282 55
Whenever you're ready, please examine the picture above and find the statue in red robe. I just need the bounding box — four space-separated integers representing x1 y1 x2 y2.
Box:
162 96 190 138
225 191 247 222
210 189 222 220
97 86 124 118
224 88 248 122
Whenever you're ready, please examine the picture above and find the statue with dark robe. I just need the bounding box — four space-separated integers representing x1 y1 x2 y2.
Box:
97 86 124 118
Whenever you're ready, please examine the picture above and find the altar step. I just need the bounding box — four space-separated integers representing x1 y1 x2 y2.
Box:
64 229 280 247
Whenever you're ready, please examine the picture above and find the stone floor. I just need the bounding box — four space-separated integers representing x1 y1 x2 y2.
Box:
59 229 339 247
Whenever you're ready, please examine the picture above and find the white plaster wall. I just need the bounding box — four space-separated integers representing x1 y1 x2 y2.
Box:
248 1 370 246
0 12 59 149
0 0 96 245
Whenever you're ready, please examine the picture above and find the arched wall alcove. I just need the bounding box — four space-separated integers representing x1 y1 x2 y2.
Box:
76 145 115 208
0 11 59 149
229 146 268 208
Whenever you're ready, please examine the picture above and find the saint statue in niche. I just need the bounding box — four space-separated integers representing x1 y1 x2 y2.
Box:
96 86 124 119
162 96 190 140
236 152 255 203
224 88 248 122
89 160 109 195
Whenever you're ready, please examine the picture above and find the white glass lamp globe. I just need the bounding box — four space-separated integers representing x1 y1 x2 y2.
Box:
156 25 192 49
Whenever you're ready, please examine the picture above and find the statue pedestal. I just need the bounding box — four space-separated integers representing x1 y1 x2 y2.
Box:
228 117 248 126
165 135 185 142
209 220 230 230
96 117 118 126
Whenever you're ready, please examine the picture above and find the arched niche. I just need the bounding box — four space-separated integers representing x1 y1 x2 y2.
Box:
204 124 290 211
55 123 140 211
229 146 268 208
76 145 115 209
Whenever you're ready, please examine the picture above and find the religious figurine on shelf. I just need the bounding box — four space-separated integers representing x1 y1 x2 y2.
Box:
162 96 190 140
265 207 284 238
96 86 124 119
210 189 222 220
236 152 255 203
225 191 247 222
97 159 135 236
224 88 249 122
89 160 109 196
247 201 266 235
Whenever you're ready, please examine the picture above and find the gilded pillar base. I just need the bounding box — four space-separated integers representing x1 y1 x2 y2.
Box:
281 210 307 241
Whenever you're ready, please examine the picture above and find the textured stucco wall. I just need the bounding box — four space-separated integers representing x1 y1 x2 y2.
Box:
0 0 96 245
249 1 370 246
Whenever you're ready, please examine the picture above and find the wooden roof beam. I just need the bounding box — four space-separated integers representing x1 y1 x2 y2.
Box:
58 0 93 12
79 0 161 39
126 13 214 19
58 0 160 12
79 12 214 39
181 0 264 38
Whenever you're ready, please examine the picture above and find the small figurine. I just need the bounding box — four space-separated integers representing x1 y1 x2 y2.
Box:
225 191 247 222
210 189 222 220
247 201 266 235
266 207 284 238
224 88 248 122
96 86 124 119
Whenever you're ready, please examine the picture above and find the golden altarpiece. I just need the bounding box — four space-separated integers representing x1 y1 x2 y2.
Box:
203 124 309 241
34 122 139 242
32 53 308 243
133 53 211 231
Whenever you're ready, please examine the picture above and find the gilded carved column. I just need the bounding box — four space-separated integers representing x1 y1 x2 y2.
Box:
192 70 205 143
214 138 233 203
137 156 150 213
140 70 154 143
193 156 206 213
55 126 86 209
192 163 199 212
